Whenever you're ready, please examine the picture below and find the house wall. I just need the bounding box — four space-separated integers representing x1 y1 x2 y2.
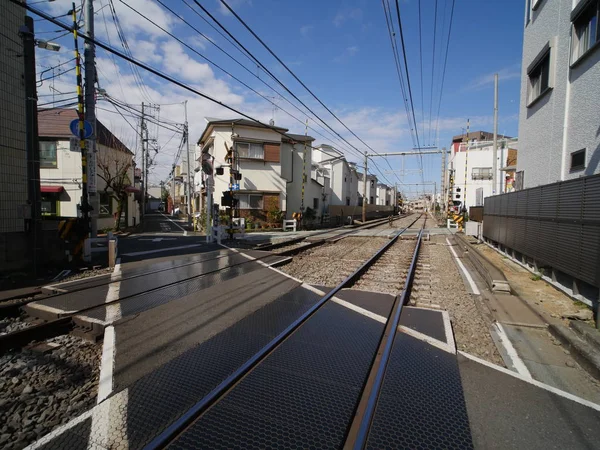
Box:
40 139 138 228
207 126 287 218
358 175 377 204
517 0 600 188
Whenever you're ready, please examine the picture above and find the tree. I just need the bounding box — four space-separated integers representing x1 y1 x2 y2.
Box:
97 140 133 231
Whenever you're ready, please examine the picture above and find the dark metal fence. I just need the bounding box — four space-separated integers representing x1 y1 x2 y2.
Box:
483 173 600 288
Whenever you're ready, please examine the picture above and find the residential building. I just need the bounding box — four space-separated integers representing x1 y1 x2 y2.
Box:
313 144 359 207
517 0 600 188
283 134 330 222
37 108 139 229
357 173 378 206
448 134 518 210
376 183 394 206
0 3 28 270
197 118 288 223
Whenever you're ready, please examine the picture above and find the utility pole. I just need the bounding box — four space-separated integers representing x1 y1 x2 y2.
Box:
184 101 192 226
140 102 146 219
84 0 99 237
463 119 470 220
21 16 42 275
492 73 499 195
362 152 368 222
440 146 446 218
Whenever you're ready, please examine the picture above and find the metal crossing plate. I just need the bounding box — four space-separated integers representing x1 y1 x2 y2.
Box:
169 300 388 449
366 332 473 449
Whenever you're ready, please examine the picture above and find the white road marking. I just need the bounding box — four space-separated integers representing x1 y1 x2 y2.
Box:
398 325 456 354
494 322 532 378
446 237 481 295
97 258 121 403
220 245 301 282
458 351 600 412
159 212 187 234
331 297 387 324
139 237 178 242
441 310 456 352
121 244 202 257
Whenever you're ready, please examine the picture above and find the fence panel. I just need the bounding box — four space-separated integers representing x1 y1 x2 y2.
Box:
483 173 600 288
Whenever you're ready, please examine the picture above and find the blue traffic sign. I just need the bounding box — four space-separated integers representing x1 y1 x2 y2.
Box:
70 119 93 139
231 183 240 190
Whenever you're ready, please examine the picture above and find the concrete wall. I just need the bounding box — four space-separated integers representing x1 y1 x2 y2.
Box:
517 0 600 188
329 204 394 222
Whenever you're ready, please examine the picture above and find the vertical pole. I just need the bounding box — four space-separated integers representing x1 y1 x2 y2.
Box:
362 152 368 222
84 0 98 237
441 146 446 218
206 171 212 243
184 101 192 226
301 119 307 229
464 119 470 220
72 4 90 228
140 102 146 220
493 73 499 195
22 17 41 275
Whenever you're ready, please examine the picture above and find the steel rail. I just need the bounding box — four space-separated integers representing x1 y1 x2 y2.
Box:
144 215 423 450
349 225 425 449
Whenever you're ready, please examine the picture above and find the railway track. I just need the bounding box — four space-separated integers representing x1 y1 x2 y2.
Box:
143 214 427 449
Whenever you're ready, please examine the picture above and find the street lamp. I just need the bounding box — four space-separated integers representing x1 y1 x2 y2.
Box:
36 40 61 52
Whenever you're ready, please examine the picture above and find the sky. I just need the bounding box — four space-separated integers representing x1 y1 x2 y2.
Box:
31 0 526 198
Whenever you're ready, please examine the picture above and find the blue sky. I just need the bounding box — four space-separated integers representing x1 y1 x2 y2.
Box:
33 0 525 196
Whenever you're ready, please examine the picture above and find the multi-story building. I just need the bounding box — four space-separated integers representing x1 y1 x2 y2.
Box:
375 183 394 206
0 3 28 270
37 108 139 229
357 173 378 206
197 118 289 223
312 144 359 207
448 133 518 210
517 0 600 188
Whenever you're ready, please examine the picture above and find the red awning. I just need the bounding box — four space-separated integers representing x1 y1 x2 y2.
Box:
40 185 64 193
125 186 141 194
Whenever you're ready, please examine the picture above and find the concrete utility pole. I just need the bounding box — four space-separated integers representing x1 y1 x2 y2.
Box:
440 146 446 218
21 16 42 274
184 101 192 226
362 152 368 223
140 102 146 219
492 73 499 195
84 0 99 237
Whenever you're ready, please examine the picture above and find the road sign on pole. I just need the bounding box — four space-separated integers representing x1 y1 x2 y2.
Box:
69 119 93 139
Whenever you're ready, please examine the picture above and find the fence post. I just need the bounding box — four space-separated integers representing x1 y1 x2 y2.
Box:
108 239 117 268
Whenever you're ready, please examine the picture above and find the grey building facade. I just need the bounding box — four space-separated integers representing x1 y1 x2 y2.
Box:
517 0 600 188
0 3 28 271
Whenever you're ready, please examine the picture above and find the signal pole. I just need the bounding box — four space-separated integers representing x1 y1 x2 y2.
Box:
362 152 368 223
184 101 192 226
140 102 146 220
493 73 499 195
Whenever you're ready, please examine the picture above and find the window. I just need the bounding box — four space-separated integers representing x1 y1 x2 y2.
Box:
99 192 113 217
313 198 319 209
472 167 493 180
238 193 263 209
370 180 375 188
570 148 586 171
346 197 350 206
39 141 57 168
370 196 374 205
527 49 551 105
571 1 599 64
41 193 59 216
236 142 264 159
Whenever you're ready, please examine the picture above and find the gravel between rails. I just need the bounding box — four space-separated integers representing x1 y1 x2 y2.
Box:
272 242 316 254
0 335 101 449
413 235 504 365
0 313 35 336
279 237 389 286
351 239 417 295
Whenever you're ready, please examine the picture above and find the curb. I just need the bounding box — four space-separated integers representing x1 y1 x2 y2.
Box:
549 323 600 381
454 233 511 293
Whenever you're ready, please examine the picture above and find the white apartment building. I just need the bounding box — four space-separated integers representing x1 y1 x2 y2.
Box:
282 134 330 221
312 144 359 207
38 108 139 229
358 173 378 206
197 118 289 224
375 183 394 206
517 0 600 188
448 136 518 210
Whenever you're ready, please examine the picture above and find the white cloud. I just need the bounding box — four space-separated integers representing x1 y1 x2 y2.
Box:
300 25 314 37
333 46 359 63
333 8 363 27
469 66 522 90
